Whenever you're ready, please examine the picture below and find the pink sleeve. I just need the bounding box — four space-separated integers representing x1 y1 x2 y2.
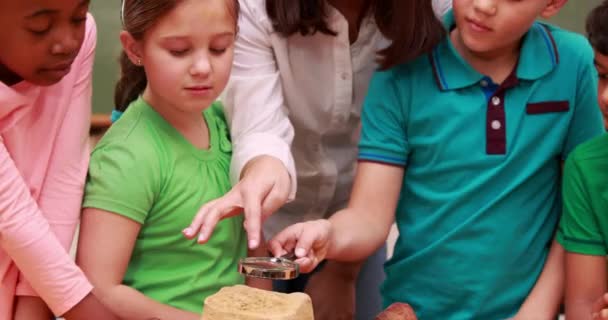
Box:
0 146 92 316
0 15 97 316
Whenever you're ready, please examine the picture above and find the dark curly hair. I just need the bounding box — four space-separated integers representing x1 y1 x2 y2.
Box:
587 0 608 55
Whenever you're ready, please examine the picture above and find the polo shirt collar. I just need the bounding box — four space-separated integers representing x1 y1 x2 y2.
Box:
430 10 559 91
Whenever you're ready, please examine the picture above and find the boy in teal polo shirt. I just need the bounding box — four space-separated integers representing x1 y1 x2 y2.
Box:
558 1 608 319
269 0 605 319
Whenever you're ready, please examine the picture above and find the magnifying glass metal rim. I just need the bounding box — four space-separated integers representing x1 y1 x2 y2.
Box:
238 253 300 280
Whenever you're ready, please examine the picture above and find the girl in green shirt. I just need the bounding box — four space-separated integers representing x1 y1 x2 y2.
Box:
76 1 253 319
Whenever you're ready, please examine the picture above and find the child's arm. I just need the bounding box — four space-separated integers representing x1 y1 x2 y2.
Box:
564 253 607 319
184 1 295 250
269 161 403 272
511 240 564 319
13 296 54 320
324 162 403 260
77 208 199 320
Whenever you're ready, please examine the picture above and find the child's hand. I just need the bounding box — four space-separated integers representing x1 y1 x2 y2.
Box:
593 293 608 319
182 156 290 250
268 219 332 273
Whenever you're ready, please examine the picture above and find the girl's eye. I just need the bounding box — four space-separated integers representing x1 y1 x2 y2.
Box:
27 22 52 36
599 73 608 80
210 47 227 55
29 27 51 36
72 15 87 25
169 49 190 57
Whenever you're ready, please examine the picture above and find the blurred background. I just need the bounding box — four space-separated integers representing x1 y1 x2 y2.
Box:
89 1 601 116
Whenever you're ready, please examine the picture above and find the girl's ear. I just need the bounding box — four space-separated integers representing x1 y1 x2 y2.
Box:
120 31 143 66
540 0 568 19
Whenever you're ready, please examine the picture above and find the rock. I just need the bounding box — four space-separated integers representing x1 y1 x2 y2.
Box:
202 285 314 320
375 303 418 320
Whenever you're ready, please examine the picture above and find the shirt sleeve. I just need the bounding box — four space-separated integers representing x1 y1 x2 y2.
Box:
0 143 94 316
557 153 606 256
223 0 296 200
83 137 160 225
14 15 97 306
358 69 409 166
561 46 604 157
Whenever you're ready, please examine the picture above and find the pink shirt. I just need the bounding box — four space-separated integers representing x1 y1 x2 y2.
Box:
0 14 96 317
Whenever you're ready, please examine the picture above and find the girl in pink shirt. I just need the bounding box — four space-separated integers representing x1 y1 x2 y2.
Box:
0 1 117 319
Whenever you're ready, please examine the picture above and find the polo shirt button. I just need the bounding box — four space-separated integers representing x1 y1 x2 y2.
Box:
480 79 489 87
491 120 502 130
491 96 501 106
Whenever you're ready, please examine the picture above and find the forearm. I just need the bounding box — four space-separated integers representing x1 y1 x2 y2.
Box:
322 260 363 281
96 285 199 320
62 293 120 320
327 208 391 262
564 253 607 320
566 300 596 320
516 240 564 319
13 296 54 320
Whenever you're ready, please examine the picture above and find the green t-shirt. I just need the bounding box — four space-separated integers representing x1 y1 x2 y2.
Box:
558 133 608 256
83 97 247 313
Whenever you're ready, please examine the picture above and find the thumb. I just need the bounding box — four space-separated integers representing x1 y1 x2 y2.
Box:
292 225 323 259
593 293 608 313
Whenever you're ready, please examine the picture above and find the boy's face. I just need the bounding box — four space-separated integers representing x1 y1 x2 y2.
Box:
595 50 608 129
451 0 560 57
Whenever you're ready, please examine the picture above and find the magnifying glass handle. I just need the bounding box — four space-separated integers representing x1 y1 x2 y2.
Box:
269 251 296 264
279 252 296 260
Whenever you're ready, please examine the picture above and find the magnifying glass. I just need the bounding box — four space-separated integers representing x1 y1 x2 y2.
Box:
238 252 299 280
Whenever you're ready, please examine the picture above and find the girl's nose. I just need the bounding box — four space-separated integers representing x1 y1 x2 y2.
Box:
473 0 498 16
190 55 211 77
50 25 81 56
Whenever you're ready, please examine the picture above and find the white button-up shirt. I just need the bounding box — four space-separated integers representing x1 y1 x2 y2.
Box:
225 0 452 237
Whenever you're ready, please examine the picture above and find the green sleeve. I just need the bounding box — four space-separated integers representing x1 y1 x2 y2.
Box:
557 153 606 255
83 140 160 224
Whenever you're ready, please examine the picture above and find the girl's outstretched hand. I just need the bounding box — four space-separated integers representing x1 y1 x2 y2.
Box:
182 156 290 249
268 219 332 273
593 293 608 319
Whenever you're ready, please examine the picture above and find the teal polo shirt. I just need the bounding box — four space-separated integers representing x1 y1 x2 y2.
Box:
359 11 604 320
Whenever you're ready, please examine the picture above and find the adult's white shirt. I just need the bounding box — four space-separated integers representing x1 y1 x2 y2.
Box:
225 0 452 236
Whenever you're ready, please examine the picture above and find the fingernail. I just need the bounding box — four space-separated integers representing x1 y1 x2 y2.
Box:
249 239 259 249
295 247 306 257
198 234 206 243
183 228 193 237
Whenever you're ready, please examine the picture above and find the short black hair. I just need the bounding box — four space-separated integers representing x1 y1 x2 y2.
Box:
587 0 608 55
